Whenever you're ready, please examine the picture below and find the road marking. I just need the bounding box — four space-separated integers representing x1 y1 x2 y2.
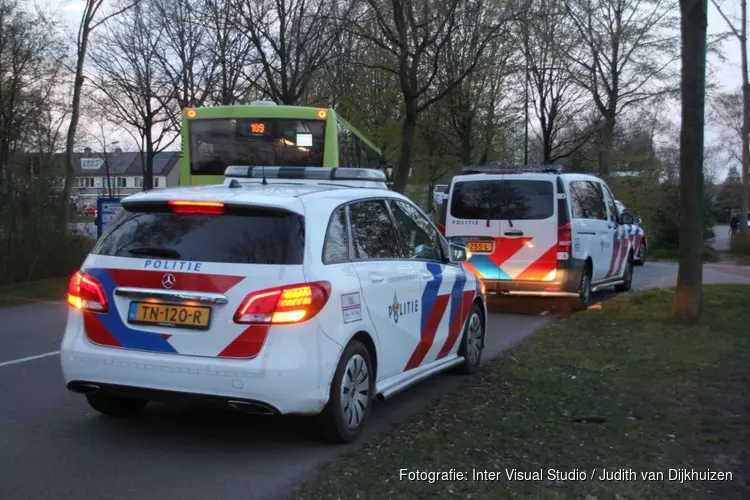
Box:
0 351 60 368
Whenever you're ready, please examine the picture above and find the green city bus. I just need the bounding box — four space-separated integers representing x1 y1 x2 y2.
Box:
179 101 386 185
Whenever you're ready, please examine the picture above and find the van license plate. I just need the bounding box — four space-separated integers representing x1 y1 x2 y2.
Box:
466 241 494 252
128 302 211 330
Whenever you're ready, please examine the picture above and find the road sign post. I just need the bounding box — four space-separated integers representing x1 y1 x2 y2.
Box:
96 197 123 238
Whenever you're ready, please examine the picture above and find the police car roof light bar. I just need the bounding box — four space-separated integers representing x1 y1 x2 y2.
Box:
461 164 564 175
224 165 387 183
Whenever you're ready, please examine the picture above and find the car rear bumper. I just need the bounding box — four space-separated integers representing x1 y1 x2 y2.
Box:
60 313 337 415
482 259 585 298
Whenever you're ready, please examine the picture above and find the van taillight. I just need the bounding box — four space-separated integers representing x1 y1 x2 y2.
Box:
67 271 108 312
438 223 445 235
557 223 571 260
234 281 331 324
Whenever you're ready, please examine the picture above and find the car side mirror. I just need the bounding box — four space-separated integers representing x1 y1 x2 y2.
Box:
449 243 469 262
634 215 642 225
620 213 634 225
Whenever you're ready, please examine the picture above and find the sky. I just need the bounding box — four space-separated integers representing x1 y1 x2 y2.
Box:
49 0 748 180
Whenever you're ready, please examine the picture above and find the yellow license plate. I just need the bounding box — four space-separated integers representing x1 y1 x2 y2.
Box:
128 302 212 330
466 241 494 252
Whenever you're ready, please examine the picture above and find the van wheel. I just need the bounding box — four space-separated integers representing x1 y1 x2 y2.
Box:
452 303 485 375
615 256 633 292
85 393 148 417
317 340 374 444
571 265 592 311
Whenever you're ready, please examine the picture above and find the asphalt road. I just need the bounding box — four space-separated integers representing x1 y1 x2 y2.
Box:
1 262 749 500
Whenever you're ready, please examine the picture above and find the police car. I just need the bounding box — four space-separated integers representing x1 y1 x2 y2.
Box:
440 164 637 310
614 200 647 265
61 166 486 443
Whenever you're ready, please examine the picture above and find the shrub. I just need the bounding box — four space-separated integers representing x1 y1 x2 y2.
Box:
0 173 94 285
730 231 750 257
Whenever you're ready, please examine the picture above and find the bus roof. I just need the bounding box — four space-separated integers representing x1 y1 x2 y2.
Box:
184 103 382 154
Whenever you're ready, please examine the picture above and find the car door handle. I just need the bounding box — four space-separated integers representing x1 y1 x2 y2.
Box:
504 230 524 236
369 273 385 283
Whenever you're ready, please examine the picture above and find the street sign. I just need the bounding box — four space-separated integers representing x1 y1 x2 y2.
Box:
96 197 123 237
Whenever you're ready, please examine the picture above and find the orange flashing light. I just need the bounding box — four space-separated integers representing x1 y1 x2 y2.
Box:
317 109 327 119
186 108 197 118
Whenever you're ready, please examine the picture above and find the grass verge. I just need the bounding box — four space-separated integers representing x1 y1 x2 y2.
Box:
291 285 750 500
0 277 68 307
650 245 720 262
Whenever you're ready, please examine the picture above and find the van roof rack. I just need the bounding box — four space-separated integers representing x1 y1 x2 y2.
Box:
461 164 563 174
223 165 388 184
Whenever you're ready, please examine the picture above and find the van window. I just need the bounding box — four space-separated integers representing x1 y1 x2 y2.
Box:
449 179 554 220
570 181 607 220
92 206 305 265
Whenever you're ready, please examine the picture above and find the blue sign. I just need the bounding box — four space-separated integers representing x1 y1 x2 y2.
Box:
96 197 123 237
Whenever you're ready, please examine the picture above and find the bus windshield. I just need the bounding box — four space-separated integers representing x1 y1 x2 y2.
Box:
189 118 326 176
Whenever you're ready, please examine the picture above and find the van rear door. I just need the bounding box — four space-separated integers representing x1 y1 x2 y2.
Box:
447 175 558 281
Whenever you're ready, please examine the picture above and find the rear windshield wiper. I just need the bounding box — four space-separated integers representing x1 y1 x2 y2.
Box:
126 246 182 259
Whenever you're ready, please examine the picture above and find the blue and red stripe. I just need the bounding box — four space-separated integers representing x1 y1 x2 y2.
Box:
83 268 177 353
405 263 449 371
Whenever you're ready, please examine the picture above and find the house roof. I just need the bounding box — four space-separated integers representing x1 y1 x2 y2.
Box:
56 150 180 176
124 151 180 176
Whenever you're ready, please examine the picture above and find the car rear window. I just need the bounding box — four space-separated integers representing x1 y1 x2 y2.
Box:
92 206 305 265
449 179 554 220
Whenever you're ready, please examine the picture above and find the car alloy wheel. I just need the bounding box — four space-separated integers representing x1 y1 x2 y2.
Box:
340 353 370 429
317 340 374 443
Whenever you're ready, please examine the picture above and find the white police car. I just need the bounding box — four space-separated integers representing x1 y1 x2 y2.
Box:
61 166 486 443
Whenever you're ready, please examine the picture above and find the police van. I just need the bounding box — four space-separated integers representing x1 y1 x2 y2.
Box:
61 166 486 443
440 164 637 309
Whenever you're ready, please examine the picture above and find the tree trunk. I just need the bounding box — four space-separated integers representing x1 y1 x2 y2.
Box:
598 114 615 177
145 135 154 190
672 0 708 322
740 0 749 233
393 100 417 194
62 41 88 228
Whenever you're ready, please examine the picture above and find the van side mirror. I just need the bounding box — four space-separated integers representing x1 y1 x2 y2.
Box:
620 213 635 225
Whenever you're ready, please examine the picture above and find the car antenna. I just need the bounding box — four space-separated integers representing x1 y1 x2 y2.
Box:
261 165 268 185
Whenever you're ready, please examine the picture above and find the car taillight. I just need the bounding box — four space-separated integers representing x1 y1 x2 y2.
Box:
234 281 331 324
557 223 571 260
168 200 224 214
67 271 108 312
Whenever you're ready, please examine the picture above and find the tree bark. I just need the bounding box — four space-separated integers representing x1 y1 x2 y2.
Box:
393 100 417 194
62 44 88 227
672 0 707 322
598 114 615 178
740 0 749 232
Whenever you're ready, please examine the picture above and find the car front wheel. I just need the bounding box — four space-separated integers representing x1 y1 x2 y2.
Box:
634 241 646 265
317 340 374 443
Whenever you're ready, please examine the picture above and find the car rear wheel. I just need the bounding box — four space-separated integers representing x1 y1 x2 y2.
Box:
453 303 484 375
317 340 374 443
85 393 148 417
